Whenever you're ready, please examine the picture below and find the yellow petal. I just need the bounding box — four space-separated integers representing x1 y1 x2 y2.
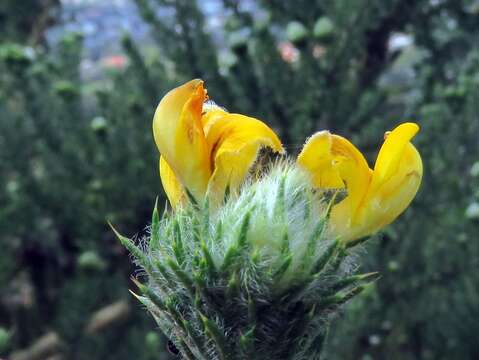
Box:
202 110 284 202
298 131 371 217
152 79 211 201
297 131 345 188
159 156 185 209
369 122 419 193
351 142 422 240
336 123 423 242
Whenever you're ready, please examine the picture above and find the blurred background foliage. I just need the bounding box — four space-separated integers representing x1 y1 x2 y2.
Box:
1 0 478 359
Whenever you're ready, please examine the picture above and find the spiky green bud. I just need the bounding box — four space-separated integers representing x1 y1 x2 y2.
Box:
118 161 376 359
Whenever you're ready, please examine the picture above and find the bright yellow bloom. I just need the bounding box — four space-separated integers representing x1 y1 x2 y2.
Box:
153 79 284 208
298 122 423 243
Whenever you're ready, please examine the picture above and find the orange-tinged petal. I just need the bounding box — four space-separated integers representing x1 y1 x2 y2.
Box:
159 156 185 209
202 110 284 202
153 79 211 201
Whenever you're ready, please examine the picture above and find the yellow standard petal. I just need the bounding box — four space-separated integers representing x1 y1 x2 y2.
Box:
202 109 284 202
159 156 185 209
152 79 211 201
351 123 423 241
368 122 419 193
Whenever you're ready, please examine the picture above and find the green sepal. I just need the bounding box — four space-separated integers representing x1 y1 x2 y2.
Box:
176 339 196 360
152 259 176 290
110 223 151 272
226 270 239 300
214 220 223 242
150 197 160 249
167 257 195 297
132 278 167 312
201 196 210 236
319 285 366 310
192 215 202 244
311 239 340 275
280 230 290 254
223 184 231 204
303 216 328 270
325 272 379 296
164 295 189 331
327 244 348 273
200 313 230 360
181 318 208 360
273 253 293 282
239 326 256 355
194 286 202 311
200 240 217 277
221 210 253 273
237 209 253 248
221 244 240 273
172 219 185 265
274 175 286 220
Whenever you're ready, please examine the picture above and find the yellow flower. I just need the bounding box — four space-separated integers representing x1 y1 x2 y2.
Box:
298 122 423 243
153 79 284 208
